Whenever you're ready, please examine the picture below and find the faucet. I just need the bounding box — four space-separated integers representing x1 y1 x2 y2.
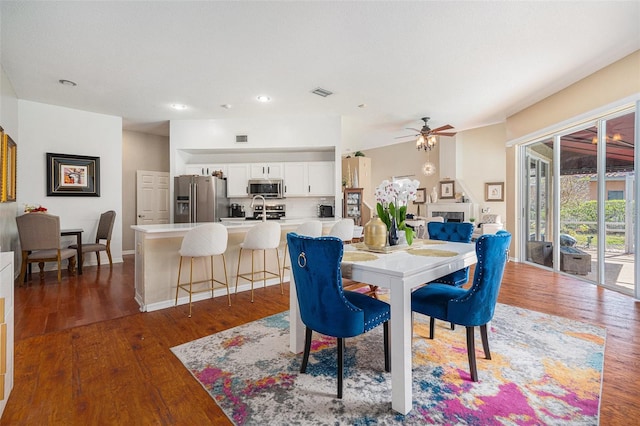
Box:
251 195 267 222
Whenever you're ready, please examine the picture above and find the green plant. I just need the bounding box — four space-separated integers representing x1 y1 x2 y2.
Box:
354 151 365 157
375 179 420 245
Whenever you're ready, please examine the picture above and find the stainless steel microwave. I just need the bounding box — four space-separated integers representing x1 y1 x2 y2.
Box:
247 179 284 199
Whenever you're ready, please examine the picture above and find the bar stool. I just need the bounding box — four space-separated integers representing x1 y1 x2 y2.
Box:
282 220 323 278
235 221 283 303
175 223 230 317
328 218 355 243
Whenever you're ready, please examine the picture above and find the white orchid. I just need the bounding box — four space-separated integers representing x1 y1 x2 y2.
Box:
374 178 421 245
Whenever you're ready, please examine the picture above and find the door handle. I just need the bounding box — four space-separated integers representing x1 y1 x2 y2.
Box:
138 214 145 218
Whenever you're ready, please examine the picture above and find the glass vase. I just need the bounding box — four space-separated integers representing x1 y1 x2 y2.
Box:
388 217 399 246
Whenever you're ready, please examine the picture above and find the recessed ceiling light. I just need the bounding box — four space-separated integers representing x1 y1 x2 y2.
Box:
256 95 271 103
171 104 187 110
59 79 77 87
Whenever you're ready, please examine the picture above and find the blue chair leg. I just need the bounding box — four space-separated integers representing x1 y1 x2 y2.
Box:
300 327 313 373
337 337 344 399
466 326 478 382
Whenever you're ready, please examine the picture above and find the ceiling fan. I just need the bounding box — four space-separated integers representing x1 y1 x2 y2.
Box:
398 117 456 176
398 117 457 150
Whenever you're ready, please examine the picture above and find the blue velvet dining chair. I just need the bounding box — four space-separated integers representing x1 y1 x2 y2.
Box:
286 232 390 399
426 221 475 286
411 231 511 382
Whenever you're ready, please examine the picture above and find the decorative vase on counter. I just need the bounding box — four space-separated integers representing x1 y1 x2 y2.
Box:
388 217 399 246
364 216 387 250
431 187 438 203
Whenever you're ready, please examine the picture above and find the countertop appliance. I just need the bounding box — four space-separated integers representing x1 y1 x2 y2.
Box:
248 179 284 199
174 175 229 223
230 203 245 217
247 204 286 220
318 204 334 218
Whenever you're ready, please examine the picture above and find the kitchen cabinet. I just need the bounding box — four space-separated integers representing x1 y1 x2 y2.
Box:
226 164 250 197
184 164 227 177
342 156 372 225
283 163 308 196
343 188 363 226
284 161 334 197
249 163 283 179
307 161 334 196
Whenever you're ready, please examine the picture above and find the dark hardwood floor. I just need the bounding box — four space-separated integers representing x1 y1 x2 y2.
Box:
2 256 638 424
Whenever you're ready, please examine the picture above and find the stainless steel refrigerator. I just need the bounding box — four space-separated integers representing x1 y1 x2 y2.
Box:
174 175 229 223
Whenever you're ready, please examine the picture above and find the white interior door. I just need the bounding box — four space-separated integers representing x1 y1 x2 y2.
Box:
136 170 170 224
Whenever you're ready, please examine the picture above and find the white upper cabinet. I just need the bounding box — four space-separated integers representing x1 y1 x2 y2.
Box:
226 164 250 197
283 161 334 197
307 161 334 196
283 163 309 196
249 163 284 179
184 164 227 177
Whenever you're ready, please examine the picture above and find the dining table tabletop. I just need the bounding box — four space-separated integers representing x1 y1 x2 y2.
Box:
288 238 477 415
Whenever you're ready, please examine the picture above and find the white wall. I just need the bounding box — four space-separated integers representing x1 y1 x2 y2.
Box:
456 123 507 222
17 101 123 265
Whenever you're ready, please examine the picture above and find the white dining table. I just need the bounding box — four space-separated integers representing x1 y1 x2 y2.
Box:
288 239 477 415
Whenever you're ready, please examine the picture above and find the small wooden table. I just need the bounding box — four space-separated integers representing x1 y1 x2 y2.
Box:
61 228 84 275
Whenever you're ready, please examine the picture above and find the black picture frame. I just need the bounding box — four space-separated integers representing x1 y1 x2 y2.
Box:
46 153 100 196
413 188 426 204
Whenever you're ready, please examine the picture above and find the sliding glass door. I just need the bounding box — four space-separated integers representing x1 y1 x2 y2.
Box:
521 108 636 296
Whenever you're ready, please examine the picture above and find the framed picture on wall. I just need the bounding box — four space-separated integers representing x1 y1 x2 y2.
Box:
439 180 455 199
485 182 504 201
46 153 101 196
413 188 426 204
1 129 17 203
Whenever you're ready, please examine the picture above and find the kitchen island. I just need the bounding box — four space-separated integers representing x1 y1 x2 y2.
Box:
132 218 340 312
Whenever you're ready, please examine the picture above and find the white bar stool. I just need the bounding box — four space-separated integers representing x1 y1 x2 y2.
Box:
235 221 283 303
175 223 230 317
328 218 355 243
282 220 323 278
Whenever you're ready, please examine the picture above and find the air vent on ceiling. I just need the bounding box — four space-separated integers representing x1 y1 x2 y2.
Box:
311 87 333 97
236 135 248 143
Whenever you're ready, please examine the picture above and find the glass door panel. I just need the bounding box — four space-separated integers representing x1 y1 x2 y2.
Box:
525 140 553 268
559 125 597 281
603 112 635 293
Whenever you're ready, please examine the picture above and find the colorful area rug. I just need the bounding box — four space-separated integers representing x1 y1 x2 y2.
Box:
171 304 605 425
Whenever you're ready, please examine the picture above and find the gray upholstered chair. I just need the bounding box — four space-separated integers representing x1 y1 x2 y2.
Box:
69 210 116 267
16 213 77 283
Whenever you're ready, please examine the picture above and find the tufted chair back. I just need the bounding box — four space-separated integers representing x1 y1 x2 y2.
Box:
426 221 474 286
427 221 474 243
287 232 391 398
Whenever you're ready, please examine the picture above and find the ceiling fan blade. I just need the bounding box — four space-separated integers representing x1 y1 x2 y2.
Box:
430 124 453 133
405 127 422 132
395 134 419 139
433 131 457 137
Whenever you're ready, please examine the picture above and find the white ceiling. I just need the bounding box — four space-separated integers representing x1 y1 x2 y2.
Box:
1 1 639 151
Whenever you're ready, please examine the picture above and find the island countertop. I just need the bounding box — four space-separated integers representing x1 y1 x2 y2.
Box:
131 218 342 312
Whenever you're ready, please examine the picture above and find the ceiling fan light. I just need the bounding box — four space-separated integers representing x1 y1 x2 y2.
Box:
416 135 425 149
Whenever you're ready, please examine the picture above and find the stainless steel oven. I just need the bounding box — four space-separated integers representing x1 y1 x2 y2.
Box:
248 179 284 199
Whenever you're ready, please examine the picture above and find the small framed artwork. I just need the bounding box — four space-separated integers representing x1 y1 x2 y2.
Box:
485 182 504 202
440 180 455 199
46 153 100 196
413 188 426 204
1 129 17 202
